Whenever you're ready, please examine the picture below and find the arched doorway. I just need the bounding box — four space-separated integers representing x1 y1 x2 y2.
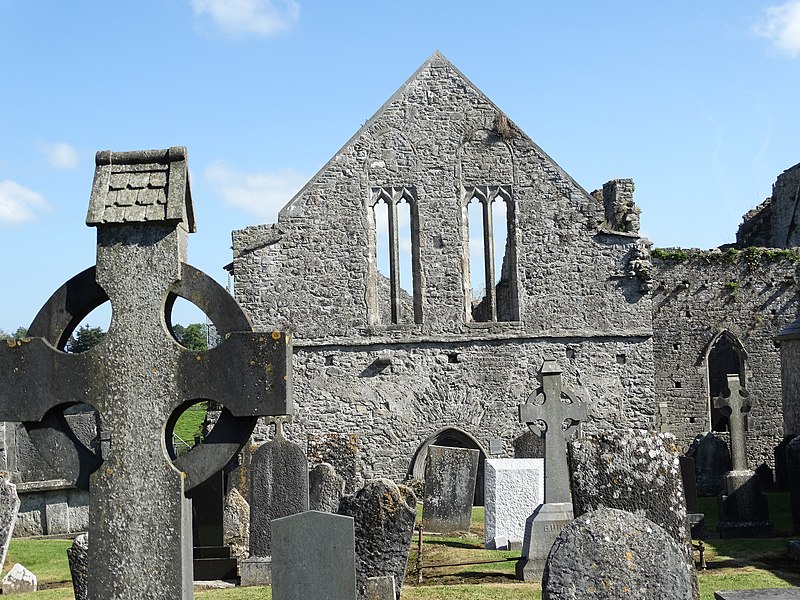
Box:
408 427 488 505
705 330 747 432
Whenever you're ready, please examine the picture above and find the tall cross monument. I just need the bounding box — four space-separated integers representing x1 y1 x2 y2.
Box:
713 374 772 537
516 357 586 581
0 148 292 598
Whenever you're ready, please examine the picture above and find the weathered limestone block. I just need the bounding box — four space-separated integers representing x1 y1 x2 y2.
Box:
223 488 249 561
688 432 732 497
483 458 543 550
422 446 479 534
542 508 695 600
308 433 361 494
0 477 19 566
338 479 416 600
309 462 345 513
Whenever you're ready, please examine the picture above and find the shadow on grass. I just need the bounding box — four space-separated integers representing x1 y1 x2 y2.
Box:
424 538 483 550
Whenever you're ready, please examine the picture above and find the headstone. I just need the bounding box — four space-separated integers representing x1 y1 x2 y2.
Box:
516 357 585 582
681 455 706 536
567 429 698 598
245 418 309 585
714 375 772 537
338 479 417 600
1 563 37 594
190 470 237 580
542 508 695 600
776 435 794 491
366 575 396 600
308 432 361 494
512 430 544 458
66 533 88 600
223 487 249 561
0 148 292 598
422 445 479 534
714 591 800 599
787 436 800 534
688 432 732 496
0 477 19 566
483 458 544 550
789 540 800 561
271 511 356 600
309 462 345 513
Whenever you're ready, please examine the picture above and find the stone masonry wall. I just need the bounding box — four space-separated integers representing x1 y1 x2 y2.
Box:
232 54 655 482
652 248 800 472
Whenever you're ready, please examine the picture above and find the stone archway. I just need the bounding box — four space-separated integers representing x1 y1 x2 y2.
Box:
408 427 487 505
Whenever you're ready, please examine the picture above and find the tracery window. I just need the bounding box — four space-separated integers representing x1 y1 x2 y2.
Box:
367 186 421 325
463 185 518 322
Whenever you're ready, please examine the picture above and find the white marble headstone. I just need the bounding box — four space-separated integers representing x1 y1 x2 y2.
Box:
483 458 544 550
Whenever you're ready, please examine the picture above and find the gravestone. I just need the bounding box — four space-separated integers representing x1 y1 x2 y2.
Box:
244 417 309 585
687 432 731 496
516 357 585 582
66 533 88 600
0 477 20 566
338 479 417 600
189 470 236 580
681 455 706 535
366 576 396 600
568 429 698 599
422 445 479 534
541 508 695 600
308 432 361 494
309 462 345 513
512 430 544 458
483 458 544 550
1 564 36 594
223 487 249 561
714 375 772 537
787 436 800 534
0 148 292 598
271 511 356 600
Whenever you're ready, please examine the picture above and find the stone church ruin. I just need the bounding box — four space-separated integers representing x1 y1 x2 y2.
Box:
230 52 799 494
2 52 799 533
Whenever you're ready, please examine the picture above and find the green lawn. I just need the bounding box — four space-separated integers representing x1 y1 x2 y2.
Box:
2 495 797 599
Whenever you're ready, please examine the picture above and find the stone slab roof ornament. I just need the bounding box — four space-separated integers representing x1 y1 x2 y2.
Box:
86 147 196 232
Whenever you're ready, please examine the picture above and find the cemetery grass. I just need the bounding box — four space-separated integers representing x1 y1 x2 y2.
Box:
3 497 799 600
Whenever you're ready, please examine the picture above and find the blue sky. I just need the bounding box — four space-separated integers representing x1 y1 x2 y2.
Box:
1 1 800 332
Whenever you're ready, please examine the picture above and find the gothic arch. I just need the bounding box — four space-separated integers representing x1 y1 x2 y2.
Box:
408 427 488 505
703 329 747 432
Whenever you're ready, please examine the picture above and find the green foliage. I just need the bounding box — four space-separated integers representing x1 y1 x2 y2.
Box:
173 323 209 351
652 248 690 261
65 325 106 353
0 327 29 340
172 401 209 454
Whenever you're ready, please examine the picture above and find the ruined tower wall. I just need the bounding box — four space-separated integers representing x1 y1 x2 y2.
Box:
651 248 800 471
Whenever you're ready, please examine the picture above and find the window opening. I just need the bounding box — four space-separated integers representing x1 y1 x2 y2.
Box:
368 187 420 325
464 185 516 322
707 332 746 432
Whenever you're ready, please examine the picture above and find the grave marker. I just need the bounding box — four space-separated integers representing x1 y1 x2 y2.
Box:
713 375 772 537
0 148 292 598
271 511 356 600
516 357 585 582
309 462 345 513
422 445 479 534
483 458 544 550
338 479 416 600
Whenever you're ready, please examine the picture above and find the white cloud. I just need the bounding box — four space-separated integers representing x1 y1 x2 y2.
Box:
754 1 800 56
0 180 47 225
205 161 307 221
39 141 80 169
191 0 300 37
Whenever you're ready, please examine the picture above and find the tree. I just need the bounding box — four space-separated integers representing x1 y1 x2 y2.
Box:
66 325 106 353
172 323 208 351
0 327 29 340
